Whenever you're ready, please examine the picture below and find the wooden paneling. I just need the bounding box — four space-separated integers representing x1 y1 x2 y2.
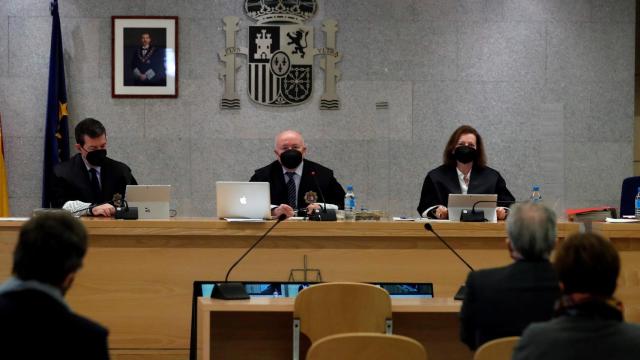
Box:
0 219 580 357
197 298 469 360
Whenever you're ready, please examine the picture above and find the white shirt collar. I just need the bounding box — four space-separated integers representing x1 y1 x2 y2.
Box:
281 160 304 177
456 167 470 180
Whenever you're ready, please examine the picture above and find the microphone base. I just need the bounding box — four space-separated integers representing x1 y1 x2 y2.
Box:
308 209 337 221
460 210 485 222
454 285 467 300
212 282 249 300
115 206 138 220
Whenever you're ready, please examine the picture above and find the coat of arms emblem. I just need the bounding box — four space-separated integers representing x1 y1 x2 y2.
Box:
219 0 341 109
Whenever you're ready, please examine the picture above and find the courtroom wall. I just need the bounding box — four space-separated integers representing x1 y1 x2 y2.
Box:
0 0 635 217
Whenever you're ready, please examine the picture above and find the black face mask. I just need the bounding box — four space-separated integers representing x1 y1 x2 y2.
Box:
85 149 107 167
453 146 477 164
279 149 303 169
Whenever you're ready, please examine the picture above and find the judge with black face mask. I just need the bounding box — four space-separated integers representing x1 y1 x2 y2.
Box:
250 130 346 219
417 125 514 220
50 118 137 216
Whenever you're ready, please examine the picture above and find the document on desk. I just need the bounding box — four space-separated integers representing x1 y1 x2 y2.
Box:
0 217 30 221
605 217 640 223
224 218 266 222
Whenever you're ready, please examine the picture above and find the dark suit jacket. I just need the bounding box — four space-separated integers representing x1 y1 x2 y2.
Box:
459 260 560 350
51 153 137 208
513 312 640 360
250 160 346 209
0 289 109 359
417 164 515 217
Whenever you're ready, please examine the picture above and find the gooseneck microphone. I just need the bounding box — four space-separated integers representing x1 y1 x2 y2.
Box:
308 170 337 221
213 213 288 300
424 223 474 300
461 200 516 222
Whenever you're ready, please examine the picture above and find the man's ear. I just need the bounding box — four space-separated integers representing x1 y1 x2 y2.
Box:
74 143 82 153
61 272 76 295
558 282 565 292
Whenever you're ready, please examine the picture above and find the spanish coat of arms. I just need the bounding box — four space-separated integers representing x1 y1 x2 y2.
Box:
219 0 341 110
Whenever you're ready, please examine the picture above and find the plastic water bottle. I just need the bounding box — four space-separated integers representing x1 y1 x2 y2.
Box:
635 187 640 218
530 185 542 203
344 185 356 221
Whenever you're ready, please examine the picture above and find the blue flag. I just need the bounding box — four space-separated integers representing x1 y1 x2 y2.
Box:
42 0 70 208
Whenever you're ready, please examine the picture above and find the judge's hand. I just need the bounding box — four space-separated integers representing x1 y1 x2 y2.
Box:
435 206 448 220
272 204 294 219
91 204 116 217
306 203 322 215
497 207 507 220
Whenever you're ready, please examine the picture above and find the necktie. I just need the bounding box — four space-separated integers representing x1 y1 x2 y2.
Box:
463 174 470 186
89 168 102 202
286 172 297 209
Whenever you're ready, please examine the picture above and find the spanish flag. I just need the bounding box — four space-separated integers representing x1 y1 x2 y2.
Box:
0 114 9 216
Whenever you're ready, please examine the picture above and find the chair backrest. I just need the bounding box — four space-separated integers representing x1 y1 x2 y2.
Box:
620 176 640 216
294 282 392 342
307 333 427 360
473 336 520 360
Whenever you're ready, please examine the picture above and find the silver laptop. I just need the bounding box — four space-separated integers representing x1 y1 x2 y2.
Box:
125 185 171 219
216 182 271 219
448 194 498 222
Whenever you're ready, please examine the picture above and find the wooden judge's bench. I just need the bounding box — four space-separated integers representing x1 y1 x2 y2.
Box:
3 219 639 360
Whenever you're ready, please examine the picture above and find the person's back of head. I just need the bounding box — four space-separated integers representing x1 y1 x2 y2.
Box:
554 232 619 297
13 211 88 291
507 202 557 260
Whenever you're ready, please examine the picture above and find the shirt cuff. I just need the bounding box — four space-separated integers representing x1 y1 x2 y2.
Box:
422 205 442 219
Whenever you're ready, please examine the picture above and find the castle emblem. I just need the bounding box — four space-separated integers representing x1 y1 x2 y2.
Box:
219 0 342 109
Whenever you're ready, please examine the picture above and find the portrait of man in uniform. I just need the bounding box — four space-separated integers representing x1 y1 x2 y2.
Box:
123 29 167 87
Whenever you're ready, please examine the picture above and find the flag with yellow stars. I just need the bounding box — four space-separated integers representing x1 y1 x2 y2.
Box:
0 114 9 216
43 0 70 208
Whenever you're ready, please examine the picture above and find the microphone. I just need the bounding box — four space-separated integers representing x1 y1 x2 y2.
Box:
307 170 336 221
424 223 474 300
212 213 288 300
460 200 516 222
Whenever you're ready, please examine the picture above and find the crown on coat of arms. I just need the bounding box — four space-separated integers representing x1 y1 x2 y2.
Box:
244 0 317 24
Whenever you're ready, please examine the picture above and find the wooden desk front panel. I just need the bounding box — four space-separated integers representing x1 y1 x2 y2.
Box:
0 220 579 351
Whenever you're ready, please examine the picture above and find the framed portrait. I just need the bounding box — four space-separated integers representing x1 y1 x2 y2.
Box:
112 16 178 98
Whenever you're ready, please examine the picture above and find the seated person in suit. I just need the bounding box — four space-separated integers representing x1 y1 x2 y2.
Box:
51 118 137 216
0 212 110 359
513 233 640 360
460 202 560 350
250 130 346 219
417 125 514 219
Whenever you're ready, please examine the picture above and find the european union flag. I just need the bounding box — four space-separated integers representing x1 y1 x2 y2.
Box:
42 0 70 207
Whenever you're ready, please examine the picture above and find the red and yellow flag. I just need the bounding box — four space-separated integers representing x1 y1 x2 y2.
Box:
0 114 9 216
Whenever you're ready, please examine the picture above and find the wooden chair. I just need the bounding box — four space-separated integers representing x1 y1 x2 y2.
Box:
473 336 520 360
307 333 427 360
293 282 393 360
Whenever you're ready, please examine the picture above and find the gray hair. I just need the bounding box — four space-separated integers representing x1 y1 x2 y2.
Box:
507 202 557 260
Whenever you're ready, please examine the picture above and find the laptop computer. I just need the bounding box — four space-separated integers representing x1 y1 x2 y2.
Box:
125 185 171 219
215 181 271 219
448 194 498 222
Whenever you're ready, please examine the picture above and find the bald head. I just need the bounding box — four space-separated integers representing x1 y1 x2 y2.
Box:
274 130 307 169
274 130 305 150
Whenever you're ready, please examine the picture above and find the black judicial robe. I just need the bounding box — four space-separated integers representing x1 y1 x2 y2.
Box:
51 153 137 208
417 164 515 217
250 159 346 209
